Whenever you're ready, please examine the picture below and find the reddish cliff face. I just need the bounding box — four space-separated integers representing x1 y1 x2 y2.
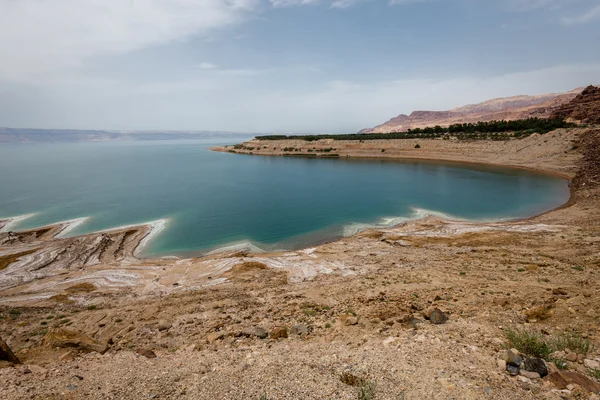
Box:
362 87 584 133
551 85 600 125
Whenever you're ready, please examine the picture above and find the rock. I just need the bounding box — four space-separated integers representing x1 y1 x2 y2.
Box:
157 322 172 332
548 371 600 393
338 314 358 326
577 353 585 364
519 370 541 380
270 327 288 340
566 352 578 362
552 288 568 296
584 359 600 370
42 329 108 354
403 316 422 329
504 349 523 367
241 327 268 339
59 350 76 362
523 357 548 378
422 307 436 320
523 305 552 322
136 348 157 359
28 365 48 374
290 324 308 336
507 365 520 376
0 335 20 364
493 298 509 307
429 309 448 325
496 359 507 371
206 332 225 344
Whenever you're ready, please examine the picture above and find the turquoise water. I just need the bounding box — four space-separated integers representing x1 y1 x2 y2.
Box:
0 139 569 257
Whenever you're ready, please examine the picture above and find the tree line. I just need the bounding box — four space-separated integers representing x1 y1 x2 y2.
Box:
255 118 574 142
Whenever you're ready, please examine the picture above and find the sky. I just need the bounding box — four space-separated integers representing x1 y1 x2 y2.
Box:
0 0 599 133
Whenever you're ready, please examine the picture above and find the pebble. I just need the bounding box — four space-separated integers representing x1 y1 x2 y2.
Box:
206 332 225 344
289 324 308 336
429 309 448 325
270 327 288 340
519 370 541 380
584 359 600 369
136 348 157 359
241 327 268 339
507 365 519 376
496 358 507 371
503 349 523 367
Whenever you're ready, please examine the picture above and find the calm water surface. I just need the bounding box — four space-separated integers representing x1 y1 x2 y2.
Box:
0 139 570 256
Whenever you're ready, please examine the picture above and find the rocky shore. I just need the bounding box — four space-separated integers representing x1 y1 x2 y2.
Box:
1 128 599 399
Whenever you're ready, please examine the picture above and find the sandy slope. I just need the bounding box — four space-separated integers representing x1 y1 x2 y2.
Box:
1 128 599 400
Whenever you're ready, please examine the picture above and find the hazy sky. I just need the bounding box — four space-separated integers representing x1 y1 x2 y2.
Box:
0 0 599 133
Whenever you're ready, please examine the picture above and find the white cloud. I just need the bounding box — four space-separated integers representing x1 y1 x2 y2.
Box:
198 62 218 69
5 63 597 133
268 0 320 6
561 3 600 24
0 0 259 83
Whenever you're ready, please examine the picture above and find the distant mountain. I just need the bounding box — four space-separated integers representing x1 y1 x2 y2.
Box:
0 128 254 143
361 87 584 134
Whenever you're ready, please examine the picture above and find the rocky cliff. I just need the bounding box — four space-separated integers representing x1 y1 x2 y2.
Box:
362 87 584 133
550 85 600 125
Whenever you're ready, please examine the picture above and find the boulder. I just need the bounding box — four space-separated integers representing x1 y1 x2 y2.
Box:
523 357 548 378
0 335 20 364
42 328 108 354
429 309 448 325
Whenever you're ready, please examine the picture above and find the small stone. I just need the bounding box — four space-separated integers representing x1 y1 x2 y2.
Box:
157 322 172 332
507 365 519 376
584 359 600 370
28 365 48 374
422 307 436 320
496 359 507 371
270 327 288 340
135 348 157 359
483 387 493 395
289 324 308 336
66 384 78 391
338 314 358 326
429 309 448 325
520 370 541 380
552 288 568 296
566 352 577 362
523 358 548 378
241 327 268 339
504 349 523 367
577 354 584 364
59 351 76 362
206 332 225 344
